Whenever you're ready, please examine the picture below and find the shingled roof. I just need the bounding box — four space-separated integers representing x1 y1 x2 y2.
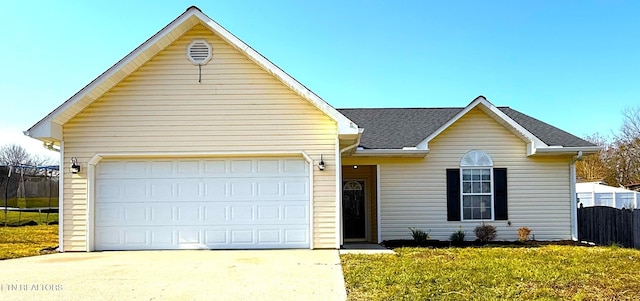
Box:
337 107 595 149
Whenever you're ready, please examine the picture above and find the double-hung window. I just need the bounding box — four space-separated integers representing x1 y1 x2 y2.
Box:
446 150 508 222
461 168 492 220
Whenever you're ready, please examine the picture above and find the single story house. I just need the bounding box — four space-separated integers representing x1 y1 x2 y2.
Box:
26 6 599 251
577 182 640 209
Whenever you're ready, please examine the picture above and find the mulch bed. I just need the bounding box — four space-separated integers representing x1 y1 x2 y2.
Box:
381 239 595 249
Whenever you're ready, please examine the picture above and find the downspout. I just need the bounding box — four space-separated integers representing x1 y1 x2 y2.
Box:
570 150 583 241
336 130 363 247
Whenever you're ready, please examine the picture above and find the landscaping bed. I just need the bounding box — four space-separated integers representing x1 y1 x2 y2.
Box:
381 239 594 249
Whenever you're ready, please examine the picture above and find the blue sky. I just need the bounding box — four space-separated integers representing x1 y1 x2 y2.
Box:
1 1 638 161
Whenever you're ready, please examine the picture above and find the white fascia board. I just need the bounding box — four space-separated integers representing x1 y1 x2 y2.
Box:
531 146 601 156
193 11 359 135
416 96 548 150
27 9 199 134
353 149 429 157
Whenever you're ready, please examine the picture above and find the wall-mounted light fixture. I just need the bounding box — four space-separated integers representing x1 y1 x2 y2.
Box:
70 157 80 174
318 154 325 171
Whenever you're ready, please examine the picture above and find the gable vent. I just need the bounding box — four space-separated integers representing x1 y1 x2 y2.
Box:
187 39 212 65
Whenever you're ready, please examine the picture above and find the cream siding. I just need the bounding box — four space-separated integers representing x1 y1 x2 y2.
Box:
62 24 338 251
343 108 573 241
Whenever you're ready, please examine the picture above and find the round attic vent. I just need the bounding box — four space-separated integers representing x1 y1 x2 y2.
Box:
187 39 212 65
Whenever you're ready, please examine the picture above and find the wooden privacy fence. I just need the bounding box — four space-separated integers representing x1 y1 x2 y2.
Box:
578 206 640 249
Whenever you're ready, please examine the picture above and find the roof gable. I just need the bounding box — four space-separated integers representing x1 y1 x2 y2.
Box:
26 6 358 143
416 96 546 154
338 96 599 156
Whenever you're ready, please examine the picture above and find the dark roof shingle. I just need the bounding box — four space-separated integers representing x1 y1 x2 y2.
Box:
337 107 595 149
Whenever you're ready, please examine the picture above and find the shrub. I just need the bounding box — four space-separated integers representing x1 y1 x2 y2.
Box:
518 227 531 241
450 226 466 243
474 223 497 242
408 228 430 243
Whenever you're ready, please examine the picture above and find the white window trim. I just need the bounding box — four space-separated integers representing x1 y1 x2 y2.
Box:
459 167 495 221
459 150 495 221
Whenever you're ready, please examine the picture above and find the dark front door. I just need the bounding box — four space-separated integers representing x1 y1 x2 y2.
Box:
343 180 366 240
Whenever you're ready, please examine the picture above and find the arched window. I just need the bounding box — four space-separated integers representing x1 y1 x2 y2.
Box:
460 150 494 220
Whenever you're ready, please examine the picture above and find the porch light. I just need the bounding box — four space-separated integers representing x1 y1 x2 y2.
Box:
70 157 81 174
318 155 325 171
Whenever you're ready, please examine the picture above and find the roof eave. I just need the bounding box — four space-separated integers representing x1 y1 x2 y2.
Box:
23 120 62 145
531 146 601 156
351 149 429 158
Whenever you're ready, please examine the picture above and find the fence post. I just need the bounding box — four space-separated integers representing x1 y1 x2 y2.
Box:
631 209 640 249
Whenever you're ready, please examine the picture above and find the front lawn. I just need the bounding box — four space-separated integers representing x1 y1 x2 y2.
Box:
0 225 58 260
341 246 640 300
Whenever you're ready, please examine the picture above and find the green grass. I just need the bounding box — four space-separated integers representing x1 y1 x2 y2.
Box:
2 197 59 208
0 225 58 260
1 211 58 225
341 246 640 300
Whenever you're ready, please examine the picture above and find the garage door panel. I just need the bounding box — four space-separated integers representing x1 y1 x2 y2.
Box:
204 160 226 174
97 202 308 227
203 180 227 198
95 158 310 250
95 225 310 250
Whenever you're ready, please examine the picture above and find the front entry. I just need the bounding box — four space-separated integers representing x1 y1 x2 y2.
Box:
342 180 366 240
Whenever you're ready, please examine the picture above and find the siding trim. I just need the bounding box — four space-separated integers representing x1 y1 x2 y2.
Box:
84 151 315 251
58 141 65 251
335 137 342 248
308 157 314 249
86 163 96 252
570 162 577 240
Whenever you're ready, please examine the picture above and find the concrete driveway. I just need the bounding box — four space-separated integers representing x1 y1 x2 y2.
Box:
0 250 346 301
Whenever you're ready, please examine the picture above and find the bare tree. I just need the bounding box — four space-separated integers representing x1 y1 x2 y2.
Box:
0 144 54 167
619 106 640 144
576 134 611 182
612 106 640 186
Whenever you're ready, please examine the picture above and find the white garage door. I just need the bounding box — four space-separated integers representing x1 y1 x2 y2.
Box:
94 158 310 250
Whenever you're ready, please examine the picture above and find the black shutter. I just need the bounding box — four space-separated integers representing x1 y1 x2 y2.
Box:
494 168 508 220
446 169 461 221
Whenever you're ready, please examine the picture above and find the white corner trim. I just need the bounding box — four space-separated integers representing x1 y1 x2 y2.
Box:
570 162 578 240
308 154 314 250
58 141 64 252
86 162 96 252
416 96 548 150
335 137 343 248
